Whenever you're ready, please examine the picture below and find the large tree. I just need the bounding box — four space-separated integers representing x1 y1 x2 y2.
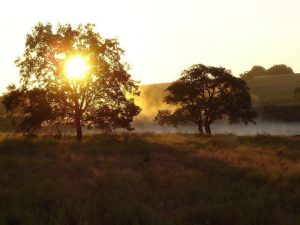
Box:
5 23 141 140
155 64 256 134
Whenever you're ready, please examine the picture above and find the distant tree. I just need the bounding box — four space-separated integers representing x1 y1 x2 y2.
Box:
5 23 141 140
241 64 294 80
155 64 256 135
240 65 266 80
266 64 294 75
261 105 300 122
294 87 300 99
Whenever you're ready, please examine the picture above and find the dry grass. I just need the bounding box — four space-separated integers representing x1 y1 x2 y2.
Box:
0 133 300 225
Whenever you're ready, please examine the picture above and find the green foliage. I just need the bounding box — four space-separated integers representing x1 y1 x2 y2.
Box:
0 133 300 224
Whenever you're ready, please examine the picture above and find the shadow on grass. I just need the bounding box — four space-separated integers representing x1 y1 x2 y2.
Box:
238 134 300 150
0 133 299 225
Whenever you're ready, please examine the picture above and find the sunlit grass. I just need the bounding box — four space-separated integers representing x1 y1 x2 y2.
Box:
0 133 300 224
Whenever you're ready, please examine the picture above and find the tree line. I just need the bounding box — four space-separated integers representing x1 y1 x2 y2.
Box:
240 64 294 80
3 23 257 139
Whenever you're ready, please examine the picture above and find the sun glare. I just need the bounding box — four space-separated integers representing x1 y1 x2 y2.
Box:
64 55 90 80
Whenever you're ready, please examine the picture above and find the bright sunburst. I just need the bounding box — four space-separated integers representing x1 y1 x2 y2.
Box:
64 55 90 80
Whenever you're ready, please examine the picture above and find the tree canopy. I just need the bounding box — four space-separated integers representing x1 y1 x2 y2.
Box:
240 66 266 80
240 64 294 80
3 85 53 134
4 23 141 139
266 64 294 75
155 64 256 134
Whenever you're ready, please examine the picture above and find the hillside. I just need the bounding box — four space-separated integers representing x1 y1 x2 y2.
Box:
135 83 170 121
1 74 300 118
1 74 300 133
248 73 300 105
135 74 300 121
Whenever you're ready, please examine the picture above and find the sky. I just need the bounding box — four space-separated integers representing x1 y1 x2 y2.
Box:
0 0 300 93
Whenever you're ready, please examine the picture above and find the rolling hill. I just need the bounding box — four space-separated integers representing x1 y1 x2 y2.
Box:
1 73 300 133
135 74 300 121
248 73 300 105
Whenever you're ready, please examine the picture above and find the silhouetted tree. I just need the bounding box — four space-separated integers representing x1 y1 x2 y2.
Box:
266 64 294 75
5 23 141 140
294 87 300 99
240 65 266 80
241 64 294 80
155 64 256 135
3 85 53 134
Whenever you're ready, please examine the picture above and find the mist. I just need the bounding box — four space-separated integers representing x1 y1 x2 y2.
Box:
132 120 300 136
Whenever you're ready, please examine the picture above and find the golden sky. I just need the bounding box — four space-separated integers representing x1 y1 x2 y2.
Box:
0 0 300 92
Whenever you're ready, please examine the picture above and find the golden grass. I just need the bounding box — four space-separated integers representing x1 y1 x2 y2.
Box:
0 133 300 224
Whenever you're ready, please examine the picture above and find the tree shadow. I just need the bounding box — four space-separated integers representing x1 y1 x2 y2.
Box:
0 134 299 225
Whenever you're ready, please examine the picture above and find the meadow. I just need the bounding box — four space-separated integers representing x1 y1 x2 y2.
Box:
1 133 300 225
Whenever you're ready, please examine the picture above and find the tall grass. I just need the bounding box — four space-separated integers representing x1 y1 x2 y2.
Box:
0 133 300 225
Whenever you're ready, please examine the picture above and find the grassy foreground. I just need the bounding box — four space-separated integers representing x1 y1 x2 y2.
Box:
0 133 300 225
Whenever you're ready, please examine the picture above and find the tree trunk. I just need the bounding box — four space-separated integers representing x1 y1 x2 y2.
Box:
75 104 83 141
197 121 204 135
204 121 212 135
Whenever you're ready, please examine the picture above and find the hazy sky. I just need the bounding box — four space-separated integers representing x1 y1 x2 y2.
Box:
0 0 300 92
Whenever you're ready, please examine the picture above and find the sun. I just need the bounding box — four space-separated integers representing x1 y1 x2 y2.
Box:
64 55 90 80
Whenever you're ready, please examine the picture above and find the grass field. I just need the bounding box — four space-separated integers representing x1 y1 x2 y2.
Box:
1 133 300 225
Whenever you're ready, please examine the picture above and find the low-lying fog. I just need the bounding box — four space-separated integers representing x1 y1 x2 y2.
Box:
49 120 300 136
132 121 300 135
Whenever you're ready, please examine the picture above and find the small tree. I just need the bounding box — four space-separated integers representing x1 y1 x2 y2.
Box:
155 64 256 134
294 88 300 101
3 85 53 134
5 23 141 140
